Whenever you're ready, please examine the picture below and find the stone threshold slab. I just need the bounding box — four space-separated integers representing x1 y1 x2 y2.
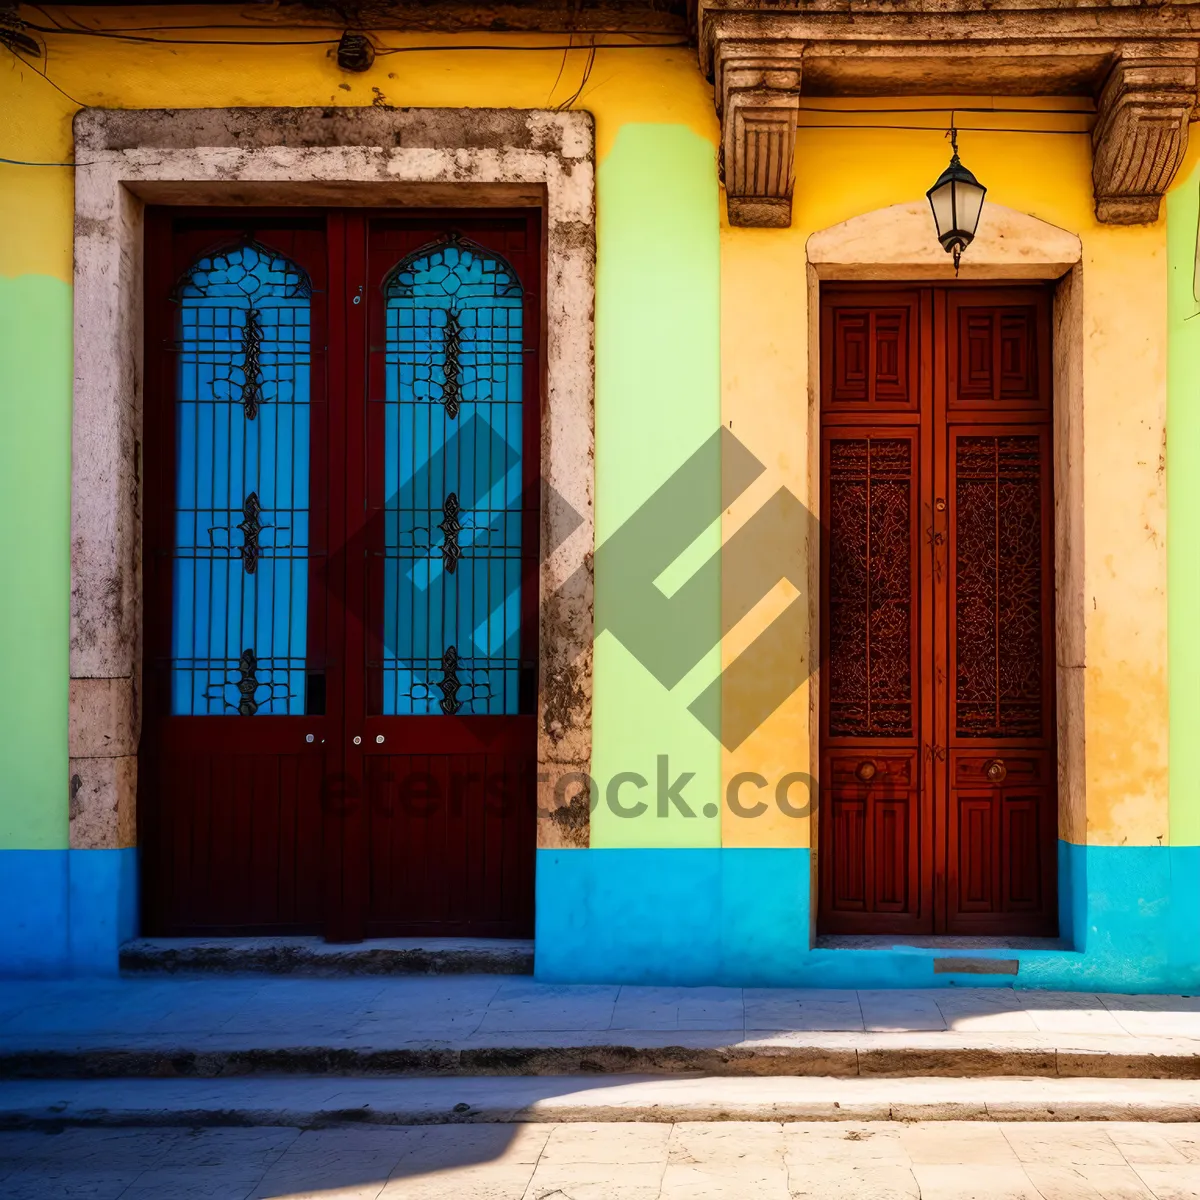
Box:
5 1033 1200 1080
119 937 535 976
5 1074 1200 1129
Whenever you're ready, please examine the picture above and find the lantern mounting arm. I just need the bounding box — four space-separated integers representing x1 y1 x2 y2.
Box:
947 120 964 272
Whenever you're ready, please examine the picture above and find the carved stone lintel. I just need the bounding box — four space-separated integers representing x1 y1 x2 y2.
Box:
715 40 804 228
1092 49 1197 225
699 3 1200 229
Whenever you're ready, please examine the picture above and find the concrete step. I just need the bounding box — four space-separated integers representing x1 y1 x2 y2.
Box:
6 1032 1200 1081
5 1074 1200 1129
119 937 535 977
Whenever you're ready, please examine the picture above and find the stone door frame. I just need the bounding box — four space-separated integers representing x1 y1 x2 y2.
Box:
68 107 596 879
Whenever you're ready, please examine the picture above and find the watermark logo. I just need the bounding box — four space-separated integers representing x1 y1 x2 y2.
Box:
377 426 817 747
586 428 816 750
348 425 820 818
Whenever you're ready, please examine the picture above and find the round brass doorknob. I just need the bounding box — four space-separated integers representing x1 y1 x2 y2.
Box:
856 760 877 783
985 759 1007 783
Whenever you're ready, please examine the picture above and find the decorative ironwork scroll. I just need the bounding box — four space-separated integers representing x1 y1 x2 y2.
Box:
439 645 462 715
237 491 264 575
440 309 462 419
240 307 264 419
828 437 914 738
955 435 1043 738
438 492 462 575
235 648 260 716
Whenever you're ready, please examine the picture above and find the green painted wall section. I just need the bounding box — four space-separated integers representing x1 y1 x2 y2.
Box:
591 123 723 848
1168 169 1200 846
0 274 71 849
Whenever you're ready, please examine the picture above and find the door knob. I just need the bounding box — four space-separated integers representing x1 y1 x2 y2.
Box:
353 735 362 745
985 759 1007 783
856 760 877 783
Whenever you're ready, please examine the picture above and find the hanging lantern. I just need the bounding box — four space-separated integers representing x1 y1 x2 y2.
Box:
926 128 987 270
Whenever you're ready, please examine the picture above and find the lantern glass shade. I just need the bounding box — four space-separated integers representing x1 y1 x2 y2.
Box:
926 157 987 256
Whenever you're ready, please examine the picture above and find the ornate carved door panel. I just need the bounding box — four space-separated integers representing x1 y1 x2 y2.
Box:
819 285 1056 937
141 209 540 939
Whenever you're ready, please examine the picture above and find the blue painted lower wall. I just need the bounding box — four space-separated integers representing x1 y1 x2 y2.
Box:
535 843 1200 992
4 842 1196 989
0 849 137 977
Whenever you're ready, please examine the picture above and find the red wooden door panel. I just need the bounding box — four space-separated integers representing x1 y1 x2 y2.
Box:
141 213 336 935
947 290 1051 413
821 290 921 412
819 285 1057 937
818 414 928 932
819 752 921 931
347 212 541 939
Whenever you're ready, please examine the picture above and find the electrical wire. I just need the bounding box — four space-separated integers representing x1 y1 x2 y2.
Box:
555 42 597 110
546 32 573 105
3 44 84 106
796 123 1089 135
797 104 1095 115
0 154 83 165
377 41 684 53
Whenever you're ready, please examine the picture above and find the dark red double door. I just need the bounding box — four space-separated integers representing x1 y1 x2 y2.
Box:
140 209 541 939
819 285 1058 936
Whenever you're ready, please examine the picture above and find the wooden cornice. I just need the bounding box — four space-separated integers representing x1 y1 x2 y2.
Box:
696 0 1200 226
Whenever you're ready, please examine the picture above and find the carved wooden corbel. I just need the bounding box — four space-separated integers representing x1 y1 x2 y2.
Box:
715 39 805 228
1092 48 1197 224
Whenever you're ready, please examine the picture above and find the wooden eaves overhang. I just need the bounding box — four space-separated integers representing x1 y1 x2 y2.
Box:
693 0 1200 226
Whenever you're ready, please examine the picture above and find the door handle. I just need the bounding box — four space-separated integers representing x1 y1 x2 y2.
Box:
353 735 362 745
856 760 877 783
985 758 1007 783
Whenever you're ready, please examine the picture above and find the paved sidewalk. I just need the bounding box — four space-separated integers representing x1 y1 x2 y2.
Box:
4 1120 1200 1199
4 977 1200 1077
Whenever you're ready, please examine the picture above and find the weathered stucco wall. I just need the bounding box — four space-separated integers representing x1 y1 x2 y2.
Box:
1 5 1197 982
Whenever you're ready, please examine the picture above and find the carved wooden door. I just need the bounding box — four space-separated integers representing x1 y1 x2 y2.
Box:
140 209 539 939
818 285 1057 936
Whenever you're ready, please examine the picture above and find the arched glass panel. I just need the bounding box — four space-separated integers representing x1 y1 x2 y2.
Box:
171 240 312 715
382 234 525 715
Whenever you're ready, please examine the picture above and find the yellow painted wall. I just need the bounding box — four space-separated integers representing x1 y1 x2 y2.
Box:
1 13 713 282
1 10 1175 851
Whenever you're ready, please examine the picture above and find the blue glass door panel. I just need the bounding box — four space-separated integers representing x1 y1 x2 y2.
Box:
171 240 312 716
380 234 525 715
